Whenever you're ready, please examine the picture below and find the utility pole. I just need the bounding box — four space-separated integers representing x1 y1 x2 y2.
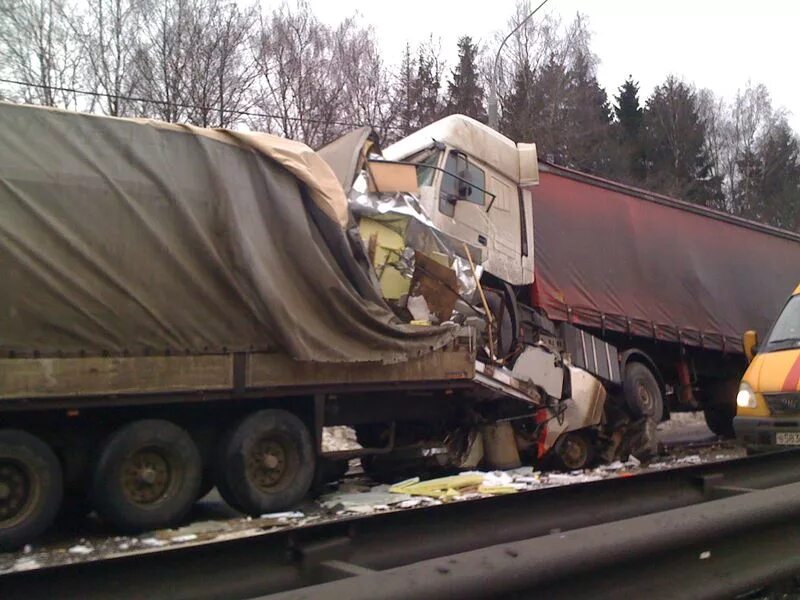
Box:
488 0 551 131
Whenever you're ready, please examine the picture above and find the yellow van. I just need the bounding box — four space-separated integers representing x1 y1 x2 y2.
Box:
735 284 800 447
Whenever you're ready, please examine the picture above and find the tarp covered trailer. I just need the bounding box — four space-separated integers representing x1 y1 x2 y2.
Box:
531 162 800 404
0 103 549 549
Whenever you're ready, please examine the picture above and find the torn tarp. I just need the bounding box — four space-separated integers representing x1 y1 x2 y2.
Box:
0 103 455 362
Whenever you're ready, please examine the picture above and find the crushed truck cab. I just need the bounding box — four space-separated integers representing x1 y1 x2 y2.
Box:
735 284 800 448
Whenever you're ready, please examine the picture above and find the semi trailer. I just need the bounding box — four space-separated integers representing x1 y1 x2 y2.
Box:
1 103 799 549
383 115 800 435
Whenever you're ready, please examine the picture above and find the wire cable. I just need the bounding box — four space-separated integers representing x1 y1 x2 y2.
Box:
0 76 403 131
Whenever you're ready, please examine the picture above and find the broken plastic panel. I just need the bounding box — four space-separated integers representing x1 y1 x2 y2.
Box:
349 171 484 309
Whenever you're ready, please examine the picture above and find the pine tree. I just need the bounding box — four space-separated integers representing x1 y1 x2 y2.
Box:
613 76 646 181
528 56 570 164
395 43 418 136
614 76 643 141
444 36 487 123
414 42 443 128
642 76 723 206
748 120 800 229
499 59 535 142
563 51 613 174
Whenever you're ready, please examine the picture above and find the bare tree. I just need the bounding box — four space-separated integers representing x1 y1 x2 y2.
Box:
252 1 342 146
331 16 396 143
726 83 780 214
74 0 144 116
133 0 204 122
487 1 570 113
183 0 258 128
696 88 728 208
0 0 82 107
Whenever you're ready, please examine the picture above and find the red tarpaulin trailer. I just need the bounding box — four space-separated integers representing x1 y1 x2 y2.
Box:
531 163 800 353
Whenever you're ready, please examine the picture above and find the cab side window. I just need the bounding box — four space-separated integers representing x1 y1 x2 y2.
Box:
439 150 486 217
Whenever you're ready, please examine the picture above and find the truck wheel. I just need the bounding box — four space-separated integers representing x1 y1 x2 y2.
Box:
214 410 315 516
0 429 63 550
623 362 664 421
91 420 201 533
550 431 596 471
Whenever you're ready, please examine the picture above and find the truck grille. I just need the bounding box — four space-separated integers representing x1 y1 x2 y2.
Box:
765 393 800 416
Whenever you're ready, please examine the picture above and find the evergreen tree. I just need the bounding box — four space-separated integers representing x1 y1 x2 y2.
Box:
742 120 800 229
503 52 612 174
614 76 643 140
642 76 723 206
527 56 570 163
444 36 487 123
563 51 613 174
414 42 443 128
395 43 418 136
613 76 646 181
499 59 535 142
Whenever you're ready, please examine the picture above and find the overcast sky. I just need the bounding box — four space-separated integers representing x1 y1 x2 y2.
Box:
306 0 800 130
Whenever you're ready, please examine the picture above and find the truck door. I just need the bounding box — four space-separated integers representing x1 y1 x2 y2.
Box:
439 149 489 250
485 174 523 283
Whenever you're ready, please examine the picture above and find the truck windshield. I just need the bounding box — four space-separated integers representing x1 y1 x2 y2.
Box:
411 149 441 187
765 295 800 350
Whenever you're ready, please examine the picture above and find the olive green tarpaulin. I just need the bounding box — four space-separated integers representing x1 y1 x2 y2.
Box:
0 103 454 362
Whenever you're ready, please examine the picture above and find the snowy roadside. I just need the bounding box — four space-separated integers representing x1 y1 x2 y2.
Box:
0 424 742 575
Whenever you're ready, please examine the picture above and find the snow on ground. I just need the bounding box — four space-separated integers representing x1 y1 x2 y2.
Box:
0 429 744 575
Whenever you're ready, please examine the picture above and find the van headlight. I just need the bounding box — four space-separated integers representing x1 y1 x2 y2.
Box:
736 383 756 408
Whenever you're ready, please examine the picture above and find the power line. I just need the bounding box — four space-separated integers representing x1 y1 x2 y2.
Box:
0 77 400 131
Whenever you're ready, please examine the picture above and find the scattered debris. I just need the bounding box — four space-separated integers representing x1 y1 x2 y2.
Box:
322 426 360 452
12 558 40 571
170 534 198 543
320 490 413 510
0 438 745 576
258 511 305 520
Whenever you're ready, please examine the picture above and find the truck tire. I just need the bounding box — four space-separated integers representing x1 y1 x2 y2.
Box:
623 362 664 421
549 431 596 471
91 420 202 533
0 429 63 550
214 410 315 516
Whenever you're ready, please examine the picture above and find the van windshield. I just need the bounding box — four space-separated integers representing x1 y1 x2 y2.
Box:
765 295 800 351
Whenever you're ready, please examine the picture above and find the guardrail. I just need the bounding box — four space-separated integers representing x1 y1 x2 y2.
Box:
6 449 800 599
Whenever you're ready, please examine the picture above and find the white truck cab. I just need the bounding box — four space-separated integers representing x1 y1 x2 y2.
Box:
383 115 539 286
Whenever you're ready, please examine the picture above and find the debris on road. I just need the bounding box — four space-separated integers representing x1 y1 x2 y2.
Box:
0 439 744 575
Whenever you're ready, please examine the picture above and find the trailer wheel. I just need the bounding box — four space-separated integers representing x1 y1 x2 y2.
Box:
214 410 315 516
550 431 596 471
91 420 201 533
623 362 664 421
0 429 63 550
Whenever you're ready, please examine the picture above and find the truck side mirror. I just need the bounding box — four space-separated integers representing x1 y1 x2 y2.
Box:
457 169 473 198
743 330 759 362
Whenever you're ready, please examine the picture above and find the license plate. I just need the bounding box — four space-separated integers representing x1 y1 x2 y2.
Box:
775 432 800 445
